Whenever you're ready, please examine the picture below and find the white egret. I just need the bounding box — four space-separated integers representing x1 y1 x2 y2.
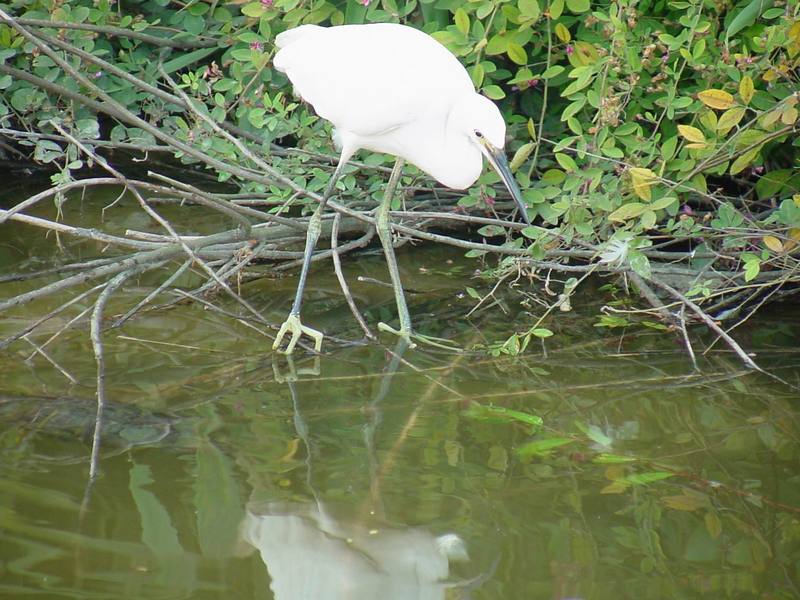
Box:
272 23 530 354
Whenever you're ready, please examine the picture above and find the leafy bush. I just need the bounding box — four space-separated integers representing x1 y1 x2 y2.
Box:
1 0 799 356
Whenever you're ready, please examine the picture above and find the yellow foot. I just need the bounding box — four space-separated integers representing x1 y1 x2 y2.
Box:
377 322 461 352
273 314 323 354
377 322 416 348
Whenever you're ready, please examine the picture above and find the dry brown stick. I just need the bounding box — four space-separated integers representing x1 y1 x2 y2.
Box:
188 241 268 298
22 334 78 384
0 256 123 284
138 199 271 325
0 176 190 226
628 272 673 323
142 175 254 231
146 172 303 231
111 260 193 328
272 226 381 273
653 280 761 371
677 305 699 371
0 249 172 314
5 16 218 48
704 264 800 355
466 271 513 318
0 283 104 349
0 208 155 249
25 305 94 358
55 122 270 327
331 213 376 340
88 270 132 481
0 221 273 315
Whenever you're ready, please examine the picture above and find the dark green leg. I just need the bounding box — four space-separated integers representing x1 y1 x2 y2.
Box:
273 160 347 354
375 158 414 344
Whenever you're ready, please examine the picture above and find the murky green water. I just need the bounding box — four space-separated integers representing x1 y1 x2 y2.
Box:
2 183 799 599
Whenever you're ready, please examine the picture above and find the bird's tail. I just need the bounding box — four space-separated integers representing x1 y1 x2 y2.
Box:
274 24 324 50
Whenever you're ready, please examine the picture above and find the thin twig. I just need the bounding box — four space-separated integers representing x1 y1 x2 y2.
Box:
653 280 761 371
678 305 699 372
0 284 104 349
111 260 193 328
22 334 78 384
331 213 376 340
88 270 132 481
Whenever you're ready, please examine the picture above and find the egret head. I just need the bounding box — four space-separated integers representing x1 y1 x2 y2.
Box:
452 93 531 225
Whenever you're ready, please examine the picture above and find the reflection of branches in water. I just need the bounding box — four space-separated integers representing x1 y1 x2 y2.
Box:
5 165 797 382
2 8 798 506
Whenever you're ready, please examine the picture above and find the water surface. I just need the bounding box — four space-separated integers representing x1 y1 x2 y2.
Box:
1 184 799 599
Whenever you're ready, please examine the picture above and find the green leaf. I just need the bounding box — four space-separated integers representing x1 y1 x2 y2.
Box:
477 224 506 237
566 0 590 13
549 0 565 19
717 106 746 133
755 168 791 199
730 146 760 175
678 124 705 143
519 0 540 18
555 152 577 171
482 84 505 100
726 0 774 41
485 33 509 55
469 63 484 88
510 141 535 171
72 5 91 22
454 8 470 36
650 196 677 211
561 75 592 97
739 75 754 104
162 47 218 73
697 89 735 110
561 97 586 121
541 65 565 79
629 251 652 279
532 328 554 338
608 202 647 222
744 258 760 281
507 42 528 65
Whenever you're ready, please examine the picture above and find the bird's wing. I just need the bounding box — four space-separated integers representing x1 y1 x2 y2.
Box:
273 24 473 138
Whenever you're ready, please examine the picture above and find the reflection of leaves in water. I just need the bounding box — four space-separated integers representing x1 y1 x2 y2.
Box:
464 401 543 430
194 441 245 558
2 243 800 598
130 463 183 556
129 462 198 593
516 437 574 457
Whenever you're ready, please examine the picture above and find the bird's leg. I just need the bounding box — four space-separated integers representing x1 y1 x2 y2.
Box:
273 159 347 354
375 160 462 352
375 158 415 345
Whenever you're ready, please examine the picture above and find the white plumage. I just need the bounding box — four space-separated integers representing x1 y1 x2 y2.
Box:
274 23 512 191
270 23 529 354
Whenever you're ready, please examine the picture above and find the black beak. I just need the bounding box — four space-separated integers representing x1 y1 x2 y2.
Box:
483 143 530 225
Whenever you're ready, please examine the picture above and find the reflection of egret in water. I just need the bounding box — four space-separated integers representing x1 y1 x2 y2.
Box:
239 502 467 600
243 342 472 599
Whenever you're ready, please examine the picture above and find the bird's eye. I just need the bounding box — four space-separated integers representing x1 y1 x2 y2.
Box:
474 130 483 138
